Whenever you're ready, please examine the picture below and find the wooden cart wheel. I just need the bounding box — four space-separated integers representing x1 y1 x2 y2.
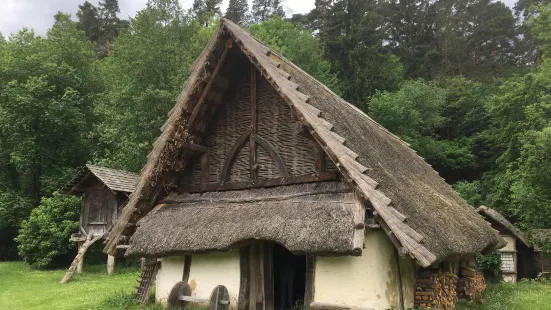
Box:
168 281 192 308
209 285 230 310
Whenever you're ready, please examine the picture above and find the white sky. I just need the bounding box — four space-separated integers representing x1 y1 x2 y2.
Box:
0 0 516 37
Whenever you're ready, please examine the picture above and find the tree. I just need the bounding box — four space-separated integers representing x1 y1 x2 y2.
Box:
193 0 223 23
225 0 249 25
311 0 404 105
249 17 341 93
0 15 98 203
93 0 217 172
16 193 80 268
97 0 128 56
76 1 101 44
252 0 285 23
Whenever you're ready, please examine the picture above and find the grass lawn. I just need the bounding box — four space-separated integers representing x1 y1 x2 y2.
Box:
0 261 141 310
2 261 551 310
456 281 551 310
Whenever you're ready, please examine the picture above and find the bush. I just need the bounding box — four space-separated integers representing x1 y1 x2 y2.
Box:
16 192 80 268
476 251 503 283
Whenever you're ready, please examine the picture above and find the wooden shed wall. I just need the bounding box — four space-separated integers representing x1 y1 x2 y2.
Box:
80 179 118 236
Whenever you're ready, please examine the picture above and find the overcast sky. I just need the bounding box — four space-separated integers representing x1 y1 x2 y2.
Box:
1 0 517 37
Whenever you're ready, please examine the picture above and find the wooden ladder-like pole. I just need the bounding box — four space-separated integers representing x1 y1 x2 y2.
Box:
60 233 104 283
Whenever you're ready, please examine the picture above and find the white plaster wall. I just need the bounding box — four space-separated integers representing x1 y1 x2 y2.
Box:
499 235 516 252
156 251 241 307
314 230 411 310
187 250 241 306
156 256 186 304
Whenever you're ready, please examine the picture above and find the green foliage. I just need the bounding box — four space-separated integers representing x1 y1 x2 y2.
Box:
16 193 80 268
454 181 483 206
249 17 341 94
476 251 503 283
93 1 216 172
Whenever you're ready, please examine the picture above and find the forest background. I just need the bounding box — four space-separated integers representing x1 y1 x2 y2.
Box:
1 0 551 268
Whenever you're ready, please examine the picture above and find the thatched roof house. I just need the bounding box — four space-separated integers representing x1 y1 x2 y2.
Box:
477 206 542 282
105 20 503 310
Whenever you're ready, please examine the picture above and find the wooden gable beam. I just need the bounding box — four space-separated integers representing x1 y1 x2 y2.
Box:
186 39 233 131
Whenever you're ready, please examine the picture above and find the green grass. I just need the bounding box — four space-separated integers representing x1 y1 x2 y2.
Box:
2 261 551 310
456 281 551 310
0 261 140 310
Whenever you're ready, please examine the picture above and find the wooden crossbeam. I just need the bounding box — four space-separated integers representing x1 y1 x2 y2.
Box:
182 142 208 153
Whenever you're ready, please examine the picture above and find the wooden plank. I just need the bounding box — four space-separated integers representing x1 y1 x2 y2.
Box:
250 65 258 181
183 255 192 283
238 246 251 310
313 144 326 173
304 257 316 307
352 192 366 254
254 135 289 178
182 142 208 153
186 171 338 193
186 39 232 131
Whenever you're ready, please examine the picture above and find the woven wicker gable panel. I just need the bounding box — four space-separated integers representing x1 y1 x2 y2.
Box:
257 146 279 179
229 144 250 182
206 74 252 183
257 76 317 176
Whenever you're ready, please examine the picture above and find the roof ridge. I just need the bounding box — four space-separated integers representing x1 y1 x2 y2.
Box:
86 164 140 177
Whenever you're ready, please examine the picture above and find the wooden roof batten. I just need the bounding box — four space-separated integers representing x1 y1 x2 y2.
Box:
106 20 504 267
224 20 436 266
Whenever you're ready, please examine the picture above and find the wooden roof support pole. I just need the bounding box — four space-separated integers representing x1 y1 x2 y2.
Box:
186 39 233 131
250 64 258 182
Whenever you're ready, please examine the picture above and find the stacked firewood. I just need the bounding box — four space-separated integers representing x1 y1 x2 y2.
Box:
456 266 486 299
415 270 458 309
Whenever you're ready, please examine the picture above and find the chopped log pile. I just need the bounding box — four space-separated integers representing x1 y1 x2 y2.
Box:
415 269 458 309
456 266 486 300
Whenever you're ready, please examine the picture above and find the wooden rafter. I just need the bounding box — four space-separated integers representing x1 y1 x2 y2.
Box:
186 38 233 131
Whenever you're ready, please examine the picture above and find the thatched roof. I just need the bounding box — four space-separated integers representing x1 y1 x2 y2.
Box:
126 182 361 257
105 19 504 267
62 164 140 194
476 206 531 248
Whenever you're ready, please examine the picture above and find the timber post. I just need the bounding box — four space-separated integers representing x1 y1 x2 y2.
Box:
107 255 115 275
77 241 84 273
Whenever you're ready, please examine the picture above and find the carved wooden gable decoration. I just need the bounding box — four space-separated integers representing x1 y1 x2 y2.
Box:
179 61 336 193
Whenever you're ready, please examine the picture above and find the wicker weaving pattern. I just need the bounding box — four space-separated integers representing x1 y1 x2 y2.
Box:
207 74 252 183
179 69 318 189
257 76 317 176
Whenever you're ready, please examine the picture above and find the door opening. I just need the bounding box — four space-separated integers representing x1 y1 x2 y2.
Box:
273 244 305 310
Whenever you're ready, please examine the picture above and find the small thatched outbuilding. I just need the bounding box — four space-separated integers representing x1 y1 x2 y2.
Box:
105 20 504 310
476 206 538 282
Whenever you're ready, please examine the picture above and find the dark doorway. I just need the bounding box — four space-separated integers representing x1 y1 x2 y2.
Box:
273 244 305 310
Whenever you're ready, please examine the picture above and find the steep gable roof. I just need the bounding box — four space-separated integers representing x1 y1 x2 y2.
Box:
62 164 140 194
105 20 504 267
477 206 531 248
